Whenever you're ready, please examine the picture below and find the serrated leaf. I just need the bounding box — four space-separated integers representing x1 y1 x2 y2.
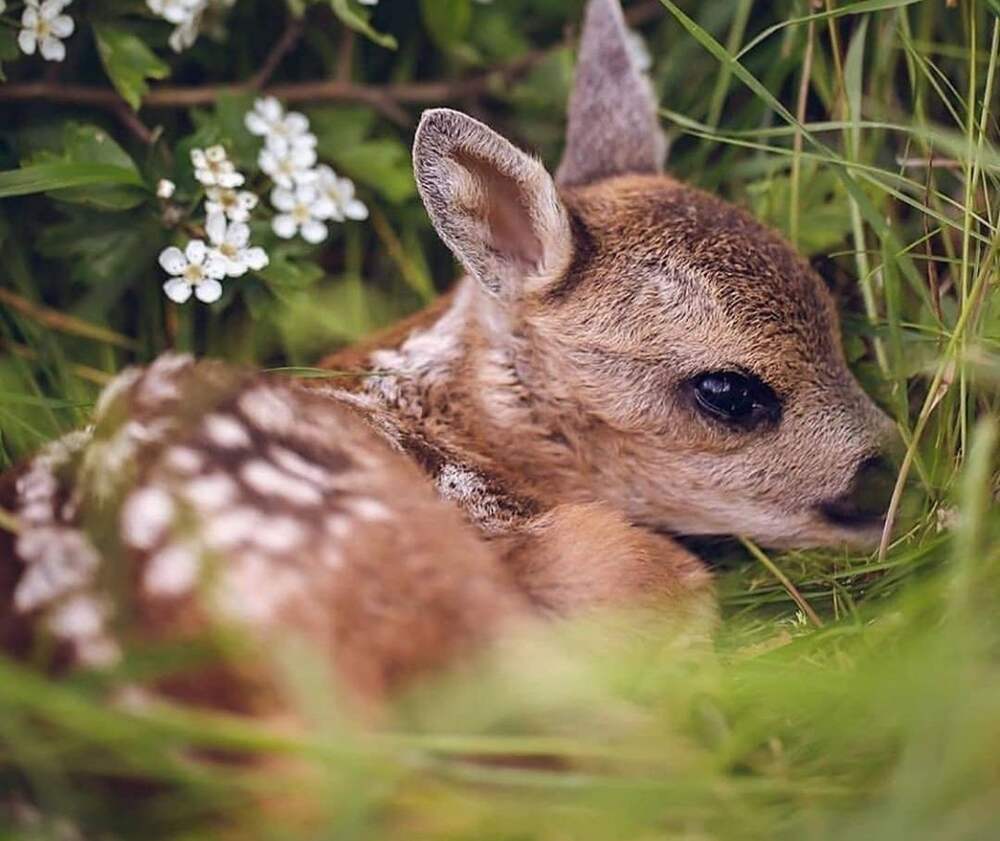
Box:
94 24 170 111
327 0 397 49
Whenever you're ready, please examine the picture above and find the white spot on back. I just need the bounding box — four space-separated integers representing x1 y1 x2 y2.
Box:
47 593 106 639
121 486 175 550
164 446 204 475
238 386 295 434
345 497 392 522
203 506 261 551
204 413 252 449
251 516 307 553
240 459 323 506
144 543 201 598
182 473 238 511
14 529 100 613
268 445 335 489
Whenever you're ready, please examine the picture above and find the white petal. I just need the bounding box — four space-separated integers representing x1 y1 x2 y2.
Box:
185 239 207 265
300 219 328 244
256 96 282 121
190 148 206 168
272 214 297 239
163 278 193 303
18 29 37 55
290 146 317 169
202 253 228 279
225 222 250 248
311 196 337 220
158 246 187 274
41 36 65 62
284 112 310 135
244 247 269 271
49 14 74 37
244 112 269 136
237 191 258 211
195 278 223 303
270 187 296 212
206 145 226 162
21 7 38 27
205 211 227 246
344 199 369 220
218 171 245 189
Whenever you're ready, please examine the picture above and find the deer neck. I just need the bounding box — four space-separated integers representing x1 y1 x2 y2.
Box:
356 280 586 516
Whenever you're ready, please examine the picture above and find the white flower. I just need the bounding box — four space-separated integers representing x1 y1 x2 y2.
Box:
205 212 269 277
259 144 317 190
156 178 177 199
245 97 316 156
18 0 75 62
271 185 335 244
315 165 368 222
147 0 200 25
159 240 226 304
147 0 206 53
191 145 244 188
205 185 258 222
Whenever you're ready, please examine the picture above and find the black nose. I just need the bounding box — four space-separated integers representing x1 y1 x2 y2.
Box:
819 455 897 528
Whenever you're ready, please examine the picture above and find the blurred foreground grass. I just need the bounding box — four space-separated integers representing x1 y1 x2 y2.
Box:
0 1 998 838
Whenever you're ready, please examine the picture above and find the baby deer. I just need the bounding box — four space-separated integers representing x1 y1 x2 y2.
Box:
0 0 894 710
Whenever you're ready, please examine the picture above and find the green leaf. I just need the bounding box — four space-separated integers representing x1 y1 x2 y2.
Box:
36 208 163 302
48 124 148 209
93 24 170 111
257 251 326 290
327 0 397 49
0 28 19 83
420 0 471 50
0 163 144 199
310 108 415 203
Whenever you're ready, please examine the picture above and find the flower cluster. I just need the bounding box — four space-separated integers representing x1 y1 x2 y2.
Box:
157 145 269 304
13 0 76 62
146 0 234 53
156 98 370 305
246 97 368 245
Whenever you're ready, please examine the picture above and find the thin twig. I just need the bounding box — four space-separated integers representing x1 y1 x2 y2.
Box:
249 17 305 90
0 288 141 350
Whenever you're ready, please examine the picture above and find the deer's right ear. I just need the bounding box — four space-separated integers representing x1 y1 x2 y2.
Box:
413 108 572 301
555 0 667 187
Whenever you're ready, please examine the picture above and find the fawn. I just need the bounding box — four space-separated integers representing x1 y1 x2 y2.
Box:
0 0 894 710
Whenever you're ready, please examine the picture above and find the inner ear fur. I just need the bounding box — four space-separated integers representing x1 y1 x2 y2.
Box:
556 0 667 187
413 108 571 300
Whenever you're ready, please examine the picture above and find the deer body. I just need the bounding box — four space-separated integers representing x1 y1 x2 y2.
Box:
0 0 893 710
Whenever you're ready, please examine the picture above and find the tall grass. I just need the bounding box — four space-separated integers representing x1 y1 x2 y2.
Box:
1 1 998 838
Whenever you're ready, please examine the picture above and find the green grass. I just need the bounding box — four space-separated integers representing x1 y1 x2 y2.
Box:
1 1 999 838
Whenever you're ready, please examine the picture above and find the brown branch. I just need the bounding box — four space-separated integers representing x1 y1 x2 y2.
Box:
248 17 305 90
0 2 663 131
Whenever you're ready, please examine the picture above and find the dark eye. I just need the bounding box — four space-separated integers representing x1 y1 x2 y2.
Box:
690 371 780 427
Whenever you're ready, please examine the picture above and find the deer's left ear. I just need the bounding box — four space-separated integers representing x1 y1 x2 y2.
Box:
413 108 572 301
556 0 667 187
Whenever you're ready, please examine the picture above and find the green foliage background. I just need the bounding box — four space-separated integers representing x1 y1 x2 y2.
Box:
0 0 999 839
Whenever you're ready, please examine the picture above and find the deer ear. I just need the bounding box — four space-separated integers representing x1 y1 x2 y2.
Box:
555 0 667 187
413 108 572 301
